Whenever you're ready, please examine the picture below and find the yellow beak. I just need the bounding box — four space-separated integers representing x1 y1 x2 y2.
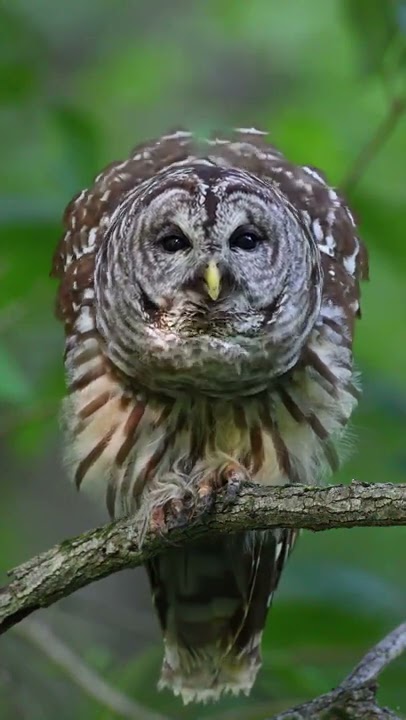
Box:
204 261 221 301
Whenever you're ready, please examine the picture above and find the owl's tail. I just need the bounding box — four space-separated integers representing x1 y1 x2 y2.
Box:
145 529 296 704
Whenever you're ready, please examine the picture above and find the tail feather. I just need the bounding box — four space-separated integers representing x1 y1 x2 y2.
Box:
146 529 297 704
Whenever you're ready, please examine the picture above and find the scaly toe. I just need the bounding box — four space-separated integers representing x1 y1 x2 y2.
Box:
163 491 197 530
219 463 249 509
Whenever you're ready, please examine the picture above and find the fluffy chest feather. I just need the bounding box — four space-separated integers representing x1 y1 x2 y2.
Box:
62 322 357 521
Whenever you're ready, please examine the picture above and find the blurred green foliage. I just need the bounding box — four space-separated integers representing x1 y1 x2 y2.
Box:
0 1 405 719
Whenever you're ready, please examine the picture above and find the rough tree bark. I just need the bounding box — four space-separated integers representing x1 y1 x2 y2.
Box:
0 482 405 635
0 481 405 719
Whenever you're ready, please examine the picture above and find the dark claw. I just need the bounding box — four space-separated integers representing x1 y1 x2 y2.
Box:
197 463 248 514
196 489 216 516
219 465 247 510
152 492 196 533
149 463 249 535
221 478 241 508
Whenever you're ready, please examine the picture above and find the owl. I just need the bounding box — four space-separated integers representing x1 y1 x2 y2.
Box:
51 128 368 704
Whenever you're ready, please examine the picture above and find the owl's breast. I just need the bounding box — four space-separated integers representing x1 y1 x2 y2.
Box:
64 299 357 521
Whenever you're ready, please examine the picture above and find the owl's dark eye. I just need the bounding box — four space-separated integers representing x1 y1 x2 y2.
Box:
160 233 191 253
229 228 262 251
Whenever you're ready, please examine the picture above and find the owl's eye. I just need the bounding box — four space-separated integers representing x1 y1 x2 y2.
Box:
160 233 191 253
229 228 262 251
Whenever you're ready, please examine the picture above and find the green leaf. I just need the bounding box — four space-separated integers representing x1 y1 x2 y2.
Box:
51 104 102 189
0 345 32 403
0 6 45 102
0 221 60 306
344 0 399 74
0 195 62 225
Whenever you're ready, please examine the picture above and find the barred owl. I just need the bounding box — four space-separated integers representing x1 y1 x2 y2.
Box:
52 128 368 704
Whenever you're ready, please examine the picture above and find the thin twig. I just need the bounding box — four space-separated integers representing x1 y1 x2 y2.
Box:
344 621 406 690
266 621 406 720
342 96 406 194
0 482 405 635
14 618 169 720
13 620 406 720
342 19 406 196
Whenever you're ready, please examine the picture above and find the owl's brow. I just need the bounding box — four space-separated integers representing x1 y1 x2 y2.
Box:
201 187 221 232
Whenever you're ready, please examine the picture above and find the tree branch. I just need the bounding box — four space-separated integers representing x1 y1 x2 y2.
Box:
268 621 406 720
341 28 406 195
0 482 405 636
342 95 406 194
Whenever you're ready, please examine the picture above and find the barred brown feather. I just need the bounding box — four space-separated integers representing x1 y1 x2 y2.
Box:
52 128 368 703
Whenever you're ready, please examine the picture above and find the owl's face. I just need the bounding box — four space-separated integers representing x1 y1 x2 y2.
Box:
96 164 322 395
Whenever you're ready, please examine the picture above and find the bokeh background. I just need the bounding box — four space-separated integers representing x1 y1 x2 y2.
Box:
0 1 405 718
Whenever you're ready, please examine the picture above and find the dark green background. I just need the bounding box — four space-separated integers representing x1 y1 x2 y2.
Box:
0 1 405 718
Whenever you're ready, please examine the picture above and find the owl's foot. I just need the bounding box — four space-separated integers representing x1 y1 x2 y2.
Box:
149 492 195 536
196 461 248 514
148 463 248 536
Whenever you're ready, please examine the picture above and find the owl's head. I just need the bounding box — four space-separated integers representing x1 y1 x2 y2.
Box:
95 163 322 395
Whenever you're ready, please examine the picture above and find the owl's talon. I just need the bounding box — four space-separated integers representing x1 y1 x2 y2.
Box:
150 493 196 534
149 505 167 535
149 464 248 534
220 464 248 509
196 462 248 515
221 479 241 508
196 490 216 516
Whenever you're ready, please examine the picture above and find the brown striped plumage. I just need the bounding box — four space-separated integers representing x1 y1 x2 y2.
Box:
52 128 368 703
